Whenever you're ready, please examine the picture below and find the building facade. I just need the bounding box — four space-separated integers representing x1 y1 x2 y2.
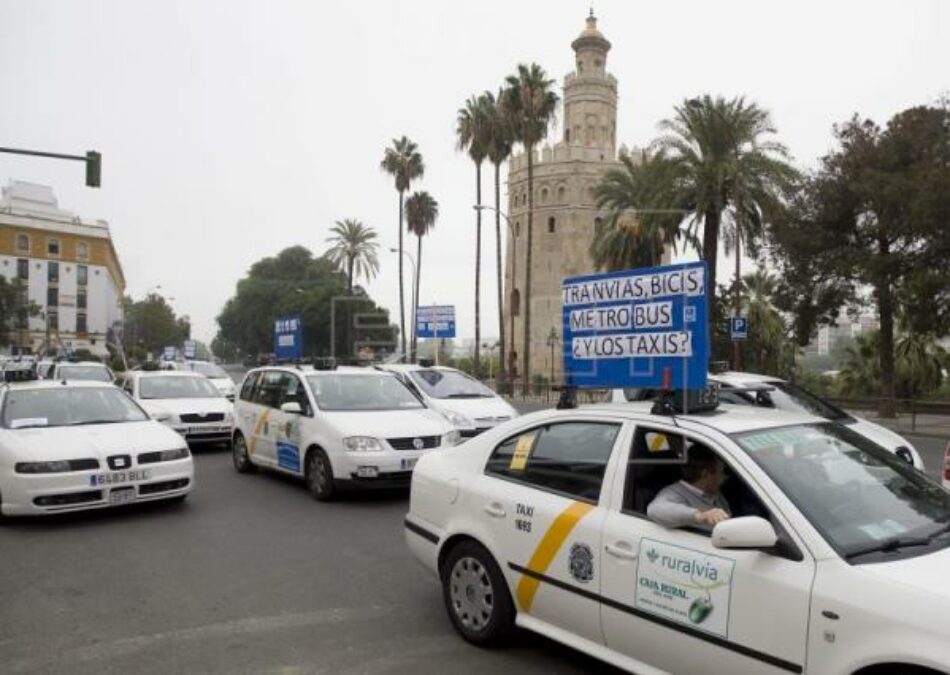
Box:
504 14 650 383
0 181 125 357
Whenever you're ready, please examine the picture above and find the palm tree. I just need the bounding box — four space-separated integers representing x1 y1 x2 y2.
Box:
456 93 494 374
380 136 425 360
740 268 793 376
502 63 559 394
652 95 797 346
405 191 439 362
324 219 380 292
484 90 514 389
592 150 692 270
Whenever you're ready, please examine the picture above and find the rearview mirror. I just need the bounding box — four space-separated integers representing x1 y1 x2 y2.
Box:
711 516 777 549
280 401 303 415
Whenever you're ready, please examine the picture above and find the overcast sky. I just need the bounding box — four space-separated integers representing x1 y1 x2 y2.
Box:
2 0 947 345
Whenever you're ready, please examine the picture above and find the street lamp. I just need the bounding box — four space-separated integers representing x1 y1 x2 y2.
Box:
390 247 418 361
546 327 559 386
474 204 516 391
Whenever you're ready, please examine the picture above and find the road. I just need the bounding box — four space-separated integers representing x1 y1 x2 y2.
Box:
0 447 613 675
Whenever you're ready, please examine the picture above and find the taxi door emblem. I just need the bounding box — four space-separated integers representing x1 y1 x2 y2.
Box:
568 542 594 584
412 438 424 450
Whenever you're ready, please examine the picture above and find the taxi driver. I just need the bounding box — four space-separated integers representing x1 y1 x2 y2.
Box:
647 445 731 531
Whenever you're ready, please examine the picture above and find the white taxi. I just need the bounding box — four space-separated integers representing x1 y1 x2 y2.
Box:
183 360 237 401
406 400 950 674
46 360 115 383
0 379 192 516
232 365 459 500
119 370 233 445
379 364 517 440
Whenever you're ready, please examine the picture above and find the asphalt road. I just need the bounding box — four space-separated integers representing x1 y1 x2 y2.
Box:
0 447 614 675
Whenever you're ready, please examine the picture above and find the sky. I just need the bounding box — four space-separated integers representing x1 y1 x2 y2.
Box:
1 0 947 345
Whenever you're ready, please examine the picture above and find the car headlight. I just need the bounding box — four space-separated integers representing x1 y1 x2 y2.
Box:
138 447 191 464
441 409 475 429
343 436 385 452
15 458 99 473
443 430 461 447
895 446 915 465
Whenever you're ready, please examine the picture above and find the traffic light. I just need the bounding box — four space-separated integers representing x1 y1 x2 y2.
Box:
85 151 101 188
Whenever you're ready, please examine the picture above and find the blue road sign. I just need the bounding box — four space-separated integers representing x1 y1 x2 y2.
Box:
416 305 456 339
274 315 303 361
561 261 709 389
730 316 748 341
183 340 197 359
162 346 177 361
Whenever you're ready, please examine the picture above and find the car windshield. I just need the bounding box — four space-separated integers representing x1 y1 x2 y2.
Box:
1 387 148 429
408 369 494 399
734 422 950 563
187 362 228 378
139 376 222 399
307 374 424 411
57 365 113 382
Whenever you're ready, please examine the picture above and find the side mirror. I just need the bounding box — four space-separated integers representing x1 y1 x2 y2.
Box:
150 411 171 422
280 401 303 415
712 516 777 549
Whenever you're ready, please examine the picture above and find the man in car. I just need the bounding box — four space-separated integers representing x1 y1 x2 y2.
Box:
647 445 731 531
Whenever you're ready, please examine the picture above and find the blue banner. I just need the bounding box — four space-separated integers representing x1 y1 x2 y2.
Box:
561 261 709 389
416 305 456 339
274 315 303 361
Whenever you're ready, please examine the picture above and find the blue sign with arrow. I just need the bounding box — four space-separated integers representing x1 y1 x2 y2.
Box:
730 316 748 341
561 261 709 390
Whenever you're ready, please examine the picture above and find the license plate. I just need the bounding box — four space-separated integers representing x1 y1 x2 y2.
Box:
400 458 418 471
109 486 136 505
89 469 150 487
357 466 378 478
189 425 228 434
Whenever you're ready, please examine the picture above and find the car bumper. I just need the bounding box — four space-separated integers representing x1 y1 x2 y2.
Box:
171 423 232 444
404 514 442 576
331 449 433 487
0 459 194 516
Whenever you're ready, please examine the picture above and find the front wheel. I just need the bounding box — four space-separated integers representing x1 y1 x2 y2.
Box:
305 449 336 501
232 433 256 473
441 540 514 645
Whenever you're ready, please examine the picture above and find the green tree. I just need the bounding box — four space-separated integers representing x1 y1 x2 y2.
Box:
0 276 38 351
324 219 380 293
380 136 425 360
405 191 439 362
502 63 559 394
770 104 950 414
456 93 494 372
484 89 514 389
123 293 190 360
653 96 796 333
739 268 794 376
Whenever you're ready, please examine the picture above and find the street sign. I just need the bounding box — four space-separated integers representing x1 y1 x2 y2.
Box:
162 346 177 361
416 305 456 339
730 316 748 341
274 315 303 361
561 261 709 389
183 340 197 359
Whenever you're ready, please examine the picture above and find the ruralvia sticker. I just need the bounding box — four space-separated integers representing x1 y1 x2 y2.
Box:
634 538 736 638
568 542 594 584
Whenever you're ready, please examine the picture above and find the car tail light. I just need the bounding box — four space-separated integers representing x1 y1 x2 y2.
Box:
943 442 950 482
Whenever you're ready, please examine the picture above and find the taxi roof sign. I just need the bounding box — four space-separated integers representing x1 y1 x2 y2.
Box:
561 261 709 390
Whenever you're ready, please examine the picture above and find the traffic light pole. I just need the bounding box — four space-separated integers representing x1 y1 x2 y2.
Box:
0 147 101 187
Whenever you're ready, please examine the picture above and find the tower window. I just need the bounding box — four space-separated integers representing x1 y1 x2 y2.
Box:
557 186 565 201
515 221 521 237
565 128 570 143
594 58 602 68
548 217 556 233
16 233 29 253
77 242 89 260
511 289 521 317
594 217 603 230
48 239 60 256
540 188 549 203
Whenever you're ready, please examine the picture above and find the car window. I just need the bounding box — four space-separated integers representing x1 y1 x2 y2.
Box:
255 371 285 408
486 422 621 503
139 376 221 399
1 386 149 429
623 427 771 534
279 373 311 415
306 374 424 411
240 371 261 402
408 369 495 399
56 365 113 382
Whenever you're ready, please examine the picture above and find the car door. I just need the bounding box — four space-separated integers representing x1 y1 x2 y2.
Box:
247 370 281 468
599 422 815 674
471 417 628 645
271 372 311 475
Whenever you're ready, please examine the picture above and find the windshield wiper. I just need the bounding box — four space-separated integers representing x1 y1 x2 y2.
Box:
445 393 489 399
68 419 125 426
844 536 933 559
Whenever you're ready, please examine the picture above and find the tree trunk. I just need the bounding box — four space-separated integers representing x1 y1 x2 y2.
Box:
733 225 741 371
398 190 406 361
877 236 896 418
474 162 482 375
413 233 423 363
703 207 720 360
523 146 534 396
494 161 506 391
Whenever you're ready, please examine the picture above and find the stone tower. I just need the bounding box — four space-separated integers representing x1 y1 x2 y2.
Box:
503 13 628 385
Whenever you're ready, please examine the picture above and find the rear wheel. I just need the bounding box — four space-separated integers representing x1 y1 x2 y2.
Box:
441 540 514 645
232 433 255 473
305 449 336 501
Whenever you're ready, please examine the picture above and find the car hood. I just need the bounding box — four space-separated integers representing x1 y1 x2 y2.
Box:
858 542 950 600
1 421 186 460
320 408 454 439
209 378 236 394
426 397 518 426
845 416 911 451
138 397 233 417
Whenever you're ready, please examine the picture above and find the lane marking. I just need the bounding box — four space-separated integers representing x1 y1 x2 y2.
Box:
516 501 595 612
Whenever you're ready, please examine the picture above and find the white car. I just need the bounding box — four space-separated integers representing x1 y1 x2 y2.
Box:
183 360 236 400
379 364 518 439
45 360 115 383
610 371 924 470
0 379 192 516
119 370 233 445
232 365 459 500
406 400 950 674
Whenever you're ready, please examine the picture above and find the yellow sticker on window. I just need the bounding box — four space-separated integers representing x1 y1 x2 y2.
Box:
646 432 671 453
509 433 536 471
